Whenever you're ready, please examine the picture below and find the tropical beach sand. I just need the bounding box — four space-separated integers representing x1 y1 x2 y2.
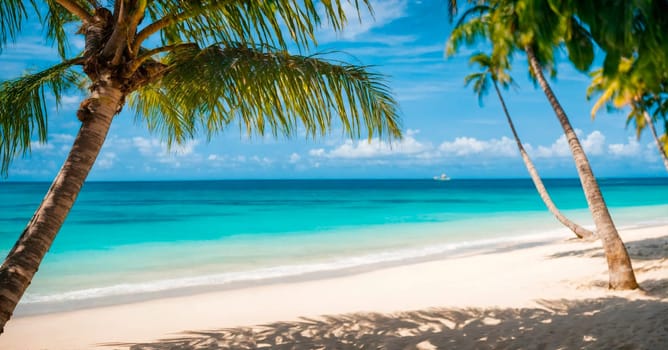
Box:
1 224 666 349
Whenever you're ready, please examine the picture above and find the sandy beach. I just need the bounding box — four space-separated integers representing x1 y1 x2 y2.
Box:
1 224 666 349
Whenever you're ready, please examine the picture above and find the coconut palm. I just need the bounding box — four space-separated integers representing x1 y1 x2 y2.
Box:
448 0 638 289
0 0 402 332
564 0 668 88
587 62 668 172
465 52 595 240
549 0 668 169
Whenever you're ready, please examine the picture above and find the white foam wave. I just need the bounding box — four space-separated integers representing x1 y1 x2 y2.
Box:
22 228 573 304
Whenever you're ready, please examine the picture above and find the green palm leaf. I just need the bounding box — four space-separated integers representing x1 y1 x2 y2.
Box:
0 60 83 175
564 17 594 72
464 71 489 105
0 0 37 51
129 43 401 147
43 0 87 59
140 0 371 51
446 15 489 56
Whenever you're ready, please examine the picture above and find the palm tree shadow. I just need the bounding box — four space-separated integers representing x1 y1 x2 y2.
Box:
546 234 668 298
102 297 668 350
548 235 668 261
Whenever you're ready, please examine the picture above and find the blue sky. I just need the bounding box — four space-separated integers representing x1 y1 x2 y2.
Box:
2 0 666 181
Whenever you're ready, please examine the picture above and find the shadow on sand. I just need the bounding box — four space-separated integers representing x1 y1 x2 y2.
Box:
549 235 668 261
104 235 668 350
104 295 668 350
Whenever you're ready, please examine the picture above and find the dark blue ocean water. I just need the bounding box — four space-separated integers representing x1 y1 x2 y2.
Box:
0 178 666 307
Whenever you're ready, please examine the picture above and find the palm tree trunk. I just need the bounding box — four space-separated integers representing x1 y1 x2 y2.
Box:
492 81 596 240
644 112 668 172
525 45 638 290
0 76 123 333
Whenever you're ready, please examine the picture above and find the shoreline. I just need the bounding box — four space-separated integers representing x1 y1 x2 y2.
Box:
14 228 568 317
14 217 665 317
1 223 666 349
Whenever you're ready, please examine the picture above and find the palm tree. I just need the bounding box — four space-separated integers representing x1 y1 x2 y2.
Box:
448 0 638 290
0 0 402 332
465 53 595 240
560 0 668 171
524 46 637 290
644 112 668 171
587 63 668 172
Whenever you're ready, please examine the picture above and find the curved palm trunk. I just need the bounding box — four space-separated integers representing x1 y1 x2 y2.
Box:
0 77 123 333
525 46 638 290
492 81 596 240
644 112 668 172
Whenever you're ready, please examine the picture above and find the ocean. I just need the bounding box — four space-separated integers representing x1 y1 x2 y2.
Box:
1 178 667 314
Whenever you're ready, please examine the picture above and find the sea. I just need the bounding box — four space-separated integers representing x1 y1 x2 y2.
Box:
1 178 667 315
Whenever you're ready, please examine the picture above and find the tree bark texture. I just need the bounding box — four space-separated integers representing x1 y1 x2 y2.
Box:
492 81 596 240
0 76 123 333
525 45 638 290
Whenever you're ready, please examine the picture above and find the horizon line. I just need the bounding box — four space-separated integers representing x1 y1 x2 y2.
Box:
1 176 666 183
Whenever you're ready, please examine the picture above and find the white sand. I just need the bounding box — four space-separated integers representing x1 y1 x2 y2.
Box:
1 225 666 349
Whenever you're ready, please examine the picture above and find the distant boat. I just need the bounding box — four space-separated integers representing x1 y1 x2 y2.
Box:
433 173 451 181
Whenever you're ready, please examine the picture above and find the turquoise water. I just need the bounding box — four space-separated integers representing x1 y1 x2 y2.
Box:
0 178 667 311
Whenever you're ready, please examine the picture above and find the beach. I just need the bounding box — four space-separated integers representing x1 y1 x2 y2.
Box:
1 223 666 349
2 0 667 348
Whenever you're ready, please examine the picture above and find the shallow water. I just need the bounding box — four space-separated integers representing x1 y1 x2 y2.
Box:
1 178 666 310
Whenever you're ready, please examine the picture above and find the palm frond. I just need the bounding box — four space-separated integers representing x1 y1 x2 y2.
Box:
497 71 516 90
43 0 85 59
587 60 644 119
564 16 594 72
0 60 83 176
468 52 492 68
446 15 489 56
464 72 489 105
0 0 37 51
447 0 459 20
129 85 197 146
129 43 401 146
454 5 492 29
140 0 371 52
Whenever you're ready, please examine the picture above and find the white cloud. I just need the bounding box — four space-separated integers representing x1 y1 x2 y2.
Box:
58 95 83 110
30 141 54 151
394 80 463 101
28 134 76 155
310 129 430 159
302 129 624 173
96 152 117 169
131 137 200 167
581 130 605 155
438 136 517 157
1 40 58 60
132 137 198 157
318 0 408 42
289 153 301 163
51 134 75 143
608 137 641 157
342 42 442 59
533 135 570 158
171 140 199 156
205 153 274 168
56 128 653 176
531 130 605 158
251 155 273 166
60 95 80 104
132 137 162 156
309 149 326 157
